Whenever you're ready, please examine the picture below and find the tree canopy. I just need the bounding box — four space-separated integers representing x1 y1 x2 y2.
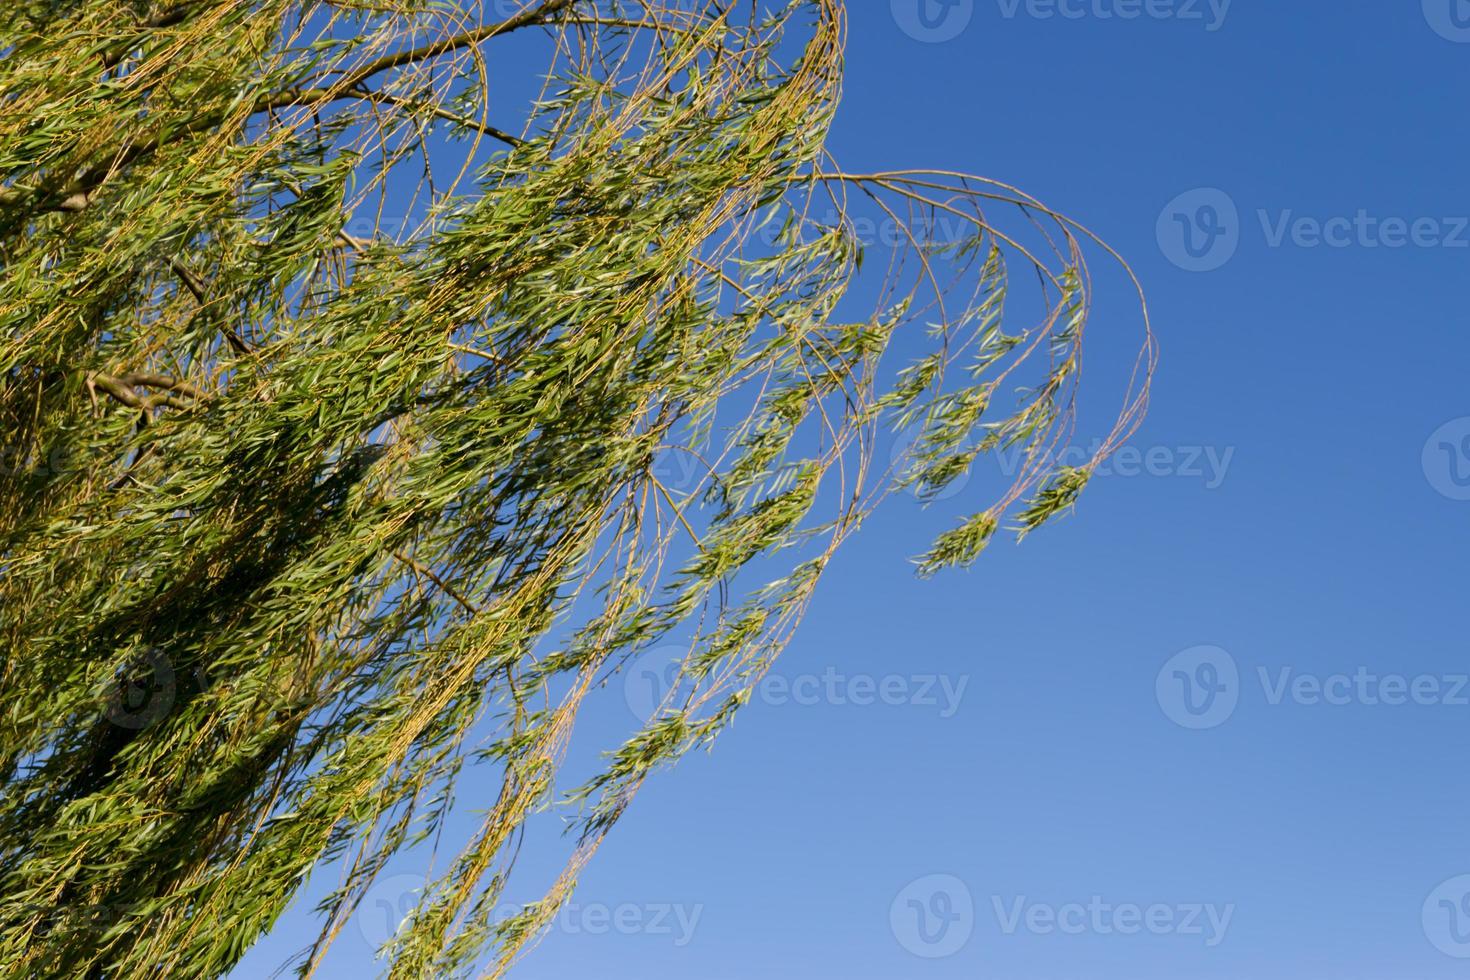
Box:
0 1 1154 976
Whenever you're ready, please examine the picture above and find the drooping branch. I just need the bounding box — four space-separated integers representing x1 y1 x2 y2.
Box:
258 87 523 147
165 258 252 356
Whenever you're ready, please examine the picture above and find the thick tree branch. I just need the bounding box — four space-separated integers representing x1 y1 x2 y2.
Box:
331 0 576 91
88 372 210 412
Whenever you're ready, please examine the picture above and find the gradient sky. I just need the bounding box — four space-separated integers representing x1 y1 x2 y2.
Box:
232 3 1470 977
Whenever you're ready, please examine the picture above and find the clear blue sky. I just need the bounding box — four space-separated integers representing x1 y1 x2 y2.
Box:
235 3 1470 977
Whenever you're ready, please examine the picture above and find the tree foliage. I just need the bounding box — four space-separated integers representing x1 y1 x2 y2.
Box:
0 1 1154 976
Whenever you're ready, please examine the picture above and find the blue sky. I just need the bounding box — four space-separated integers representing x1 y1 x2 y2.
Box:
235 3 1470 977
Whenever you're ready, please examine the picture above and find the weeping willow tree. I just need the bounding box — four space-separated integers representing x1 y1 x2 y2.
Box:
0 0 1154 976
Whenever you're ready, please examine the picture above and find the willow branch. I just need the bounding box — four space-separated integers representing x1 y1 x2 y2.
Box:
166 258 252 355
88 372 210 412
326 0 576 92
3 2 575 217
